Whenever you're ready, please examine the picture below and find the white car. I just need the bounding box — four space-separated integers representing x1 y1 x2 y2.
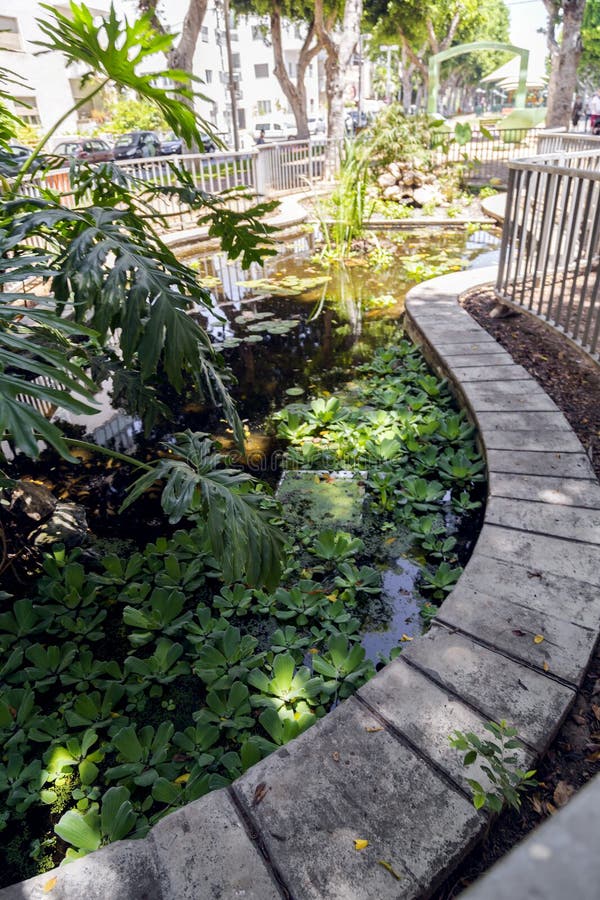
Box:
253 120 297 142
308 117 326 135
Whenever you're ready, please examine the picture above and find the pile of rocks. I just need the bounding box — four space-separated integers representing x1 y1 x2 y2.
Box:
376 160 444 207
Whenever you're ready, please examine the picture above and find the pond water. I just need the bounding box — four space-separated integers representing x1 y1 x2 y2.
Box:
45 227 496 658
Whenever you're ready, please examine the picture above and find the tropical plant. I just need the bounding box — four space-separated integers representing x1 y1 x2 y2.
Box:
122 431 285 589
54 786 144 859
450 720 537 812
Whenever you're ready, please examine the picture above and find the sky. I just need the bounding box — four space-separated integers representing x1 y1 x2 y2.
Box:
506 0 549 74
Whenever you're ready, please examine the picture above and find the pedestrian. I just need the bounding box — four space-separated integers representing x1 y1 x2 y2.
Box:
584 97 591 130
256 129 266 145
590 90 600 132
571 96 583 129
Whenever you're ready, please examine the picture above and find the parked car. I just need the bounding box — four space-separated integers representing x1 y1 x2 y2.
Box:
53 138 114 163
113 131 161 160
308 117 326 135
0 143 53 175
159 132 217 155
253 120 297 142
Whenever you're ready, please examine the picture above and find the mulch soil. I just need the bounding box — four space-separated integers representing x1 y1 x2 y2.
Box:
431 287 600 899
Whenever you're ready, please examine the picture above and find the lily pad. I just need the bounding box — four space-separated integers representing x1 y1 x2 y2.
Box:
236 275 331 297
285 387 305 397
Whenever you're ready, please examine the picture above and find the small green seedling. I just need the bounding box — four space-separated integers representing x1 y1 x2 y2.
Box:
450 720 537 812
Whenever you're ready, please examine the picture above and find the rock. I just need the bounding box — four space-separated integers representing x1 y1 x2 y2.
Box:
383 185 404 200
413 185 443 207
10 480 57 523
389 162 403 180
377 172 397 188
33 503 88 548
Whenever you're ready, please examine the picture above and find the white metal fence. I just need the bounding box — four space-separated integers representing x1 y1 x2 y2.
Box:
496 132 600 361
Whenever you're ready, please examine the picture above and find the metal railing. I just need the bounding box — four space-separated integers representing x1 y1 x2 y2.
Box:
432 127 541 185
496 138 600 361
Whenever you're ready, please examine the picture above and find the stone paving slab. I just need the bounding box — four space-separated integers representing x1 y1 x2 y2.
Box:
233 698 482 900
460 380 560 413
453 554 600 631
437 587 597 686
435 339 499 355
485 496 600 544
483 428 585 453
438 351 515 367
357 658 532 792
149 789 281 900
488 471 600 507
401 628 575 751
486 449 596 480
452 364 531 382
476 523 600 586
0 790 280 900
475 410 574 432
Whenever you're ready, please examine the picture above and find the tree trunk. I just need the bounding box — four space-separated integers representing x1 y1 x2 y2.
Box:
544 0 586 128
166 0 209 72
315 0 363 175
270 3 321 140
401 45 413 113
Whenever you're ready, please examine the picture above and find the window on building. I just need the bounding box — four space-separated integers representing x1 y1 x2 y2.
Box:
13 95 40 125
0 16 21 51
205 69 213 84
287 61 295 78
201 26 208 42
257 100 272 116
308 64 313 76
254 63 269 79
238 109 246 130
251 25 263 41
232 53 241 70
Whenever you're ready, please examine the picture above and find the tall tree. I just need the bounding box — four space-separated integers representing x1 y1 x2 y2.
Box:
579 0 600 90
543 0 587 127
138 0 209 74
315 0 363 147
365 0 509 111
233 1 322 139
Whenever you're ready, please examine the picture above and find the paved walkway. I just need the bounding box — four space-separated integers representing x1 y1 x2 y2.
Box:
4 266 600 899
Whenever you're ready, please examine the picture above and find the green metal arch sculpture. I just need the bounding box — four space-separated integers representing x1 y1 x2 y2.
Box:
427 42 529 116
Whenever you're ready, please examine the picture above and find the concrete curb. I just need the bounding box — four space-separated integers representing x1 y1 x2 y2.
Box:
4 267 600 899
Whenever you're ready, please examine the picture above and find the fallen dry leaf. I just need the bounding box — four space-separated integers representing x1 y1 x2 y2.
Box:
531 794 543 815
543 661 550 672
332 751 340 762
252 782 269 808
553 780 575 807
545 801 557 816
43 878 57 894
572 714 586 726
586 749 600 762
378 860 403 881
354 839 369 851
533 634 545 644
592 704 600 722
400 634 413 642
365 726 384 733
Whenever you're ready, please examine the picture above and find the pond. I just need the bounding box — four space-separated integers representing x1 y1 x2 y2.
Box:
0 226 498 884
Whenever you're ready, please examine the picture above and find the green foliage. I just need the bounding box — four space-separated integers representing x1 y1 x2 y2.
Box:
122 431 285 590
0 1 276 463
450 721 537 812
0 329 484 876
104 96 167 134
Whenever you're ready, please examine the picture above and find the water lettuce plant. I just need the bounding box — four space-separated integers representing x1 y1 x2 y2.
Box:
0 333 484 884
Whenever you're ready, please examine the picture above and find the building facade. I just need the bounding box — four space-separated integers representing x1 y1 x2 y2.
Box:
1 1 369 145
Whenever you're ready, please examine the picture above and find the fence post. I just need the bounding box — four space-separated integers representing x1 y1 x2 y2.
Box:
255 146 270 196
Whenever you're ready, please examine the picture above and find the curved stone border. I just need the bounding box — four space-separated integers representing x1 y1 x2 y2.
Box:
4 268 600 900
